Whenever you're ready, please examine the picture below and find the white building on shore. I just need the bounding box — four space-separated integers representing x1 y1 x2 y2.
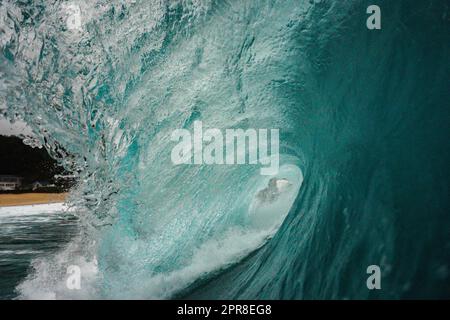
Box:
0 175 24 191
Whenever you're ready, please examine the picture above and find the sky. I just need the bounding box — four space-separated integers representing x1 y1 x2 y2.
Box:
0 116 34 136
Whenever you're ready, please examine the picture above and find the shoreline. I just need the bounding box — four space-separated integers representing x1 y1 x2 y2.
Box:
0 193 67 207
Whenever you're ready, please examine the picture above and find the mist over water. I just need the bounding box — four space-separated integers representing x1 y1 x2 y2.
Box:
0 0 449 299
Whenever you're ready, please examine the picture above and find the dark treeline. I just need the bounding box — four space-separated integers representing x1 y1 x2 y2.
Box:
0 135 74 192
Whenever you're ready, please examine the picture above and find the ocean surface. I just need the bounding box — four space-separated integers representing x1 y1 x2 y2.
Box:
0 204 77 299
0 0 449 299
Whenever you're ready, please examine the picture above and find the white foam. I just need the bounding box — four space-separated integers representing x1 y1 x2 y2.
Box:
116 228 272 299
17 236 100 300
0 203 67 218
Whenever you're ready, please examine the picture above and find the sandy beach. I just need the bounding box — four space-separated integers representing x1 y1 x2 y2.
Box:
0 193 67 207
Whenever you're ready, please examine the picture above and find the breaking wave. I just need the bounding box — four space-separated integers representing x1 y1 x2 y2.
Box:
0 0 449 299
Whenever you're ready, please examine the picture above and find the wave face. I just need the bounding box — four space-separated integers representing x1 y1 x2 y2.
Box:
1 0 449 299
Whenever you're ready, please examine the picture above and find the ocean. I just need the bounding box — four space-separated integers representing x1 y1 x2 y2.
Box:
0 0 449 299
0 204 77 299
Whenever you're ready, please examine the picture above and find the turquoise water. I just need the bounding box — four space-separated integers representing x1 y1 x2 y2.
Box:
0 0 449 299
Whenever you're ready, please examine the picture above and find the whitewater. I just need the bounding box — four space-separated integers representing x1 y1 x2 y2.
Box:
0 0 449 299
